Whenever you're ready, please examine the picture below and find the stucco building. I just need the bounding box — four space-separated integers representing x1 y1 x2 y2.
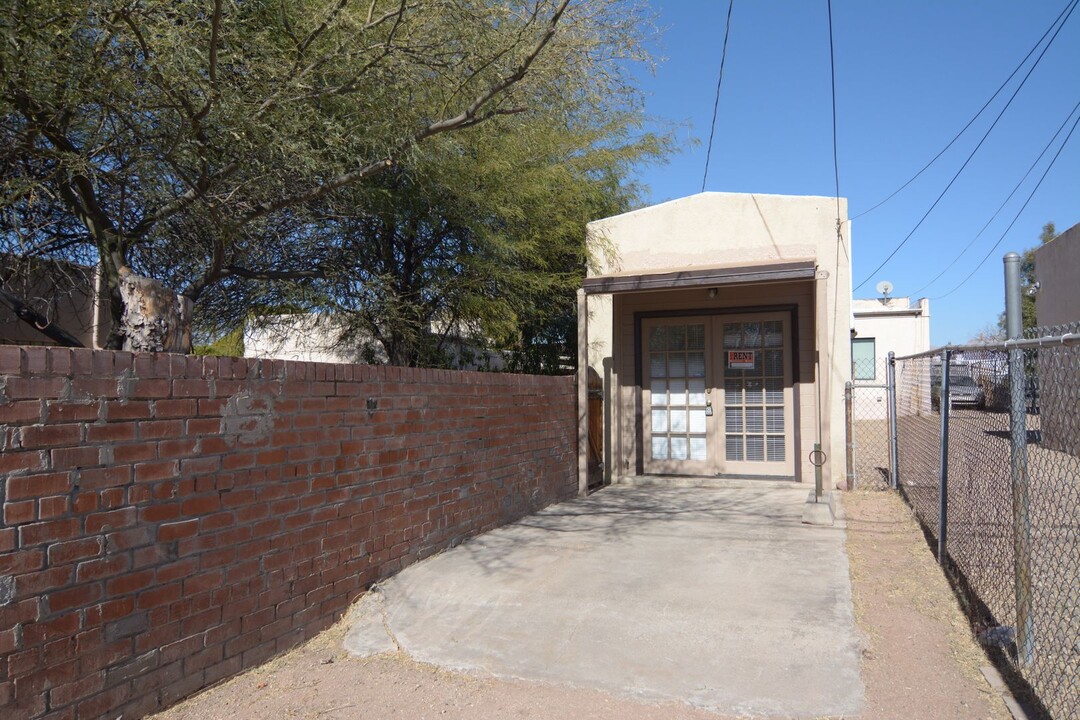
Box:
851 296 931 419
576 192 851 492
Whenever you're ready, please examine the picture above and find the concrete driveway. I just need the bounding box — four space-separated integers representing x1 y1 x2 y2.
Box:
344 484 864 717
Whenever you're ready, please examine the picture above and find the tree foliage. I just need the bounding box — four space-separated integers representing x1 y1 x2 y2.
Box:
1 0 662 359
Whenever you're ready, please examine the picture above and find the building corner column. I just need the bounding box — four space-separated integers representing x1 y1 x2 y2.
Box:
576 288 589 496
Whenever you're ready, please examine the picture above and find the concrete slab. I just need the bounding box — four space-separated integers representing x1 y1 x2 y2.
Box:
345 485 864 717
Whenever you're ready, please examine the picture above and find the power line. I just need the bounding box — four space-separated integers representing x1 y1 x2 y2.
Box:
852 0 1079 221
853 0 1078 293
911 96 1080 297
701 0 735 192
827 0 841 221
933 110 1080 301
827 0 846 351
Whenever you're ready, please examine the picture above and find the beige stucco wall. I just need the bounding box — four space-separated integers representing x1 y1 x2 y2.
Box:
1035 221 1080 329
851 297 930 419
584 192 852 488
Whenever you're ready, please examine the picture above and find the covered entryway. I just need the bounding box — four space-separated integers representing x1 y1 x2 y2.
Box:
575 192 852 494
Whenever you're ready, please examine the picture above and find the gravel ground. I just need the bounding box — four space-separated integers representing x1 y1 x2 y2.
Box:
151 490 1011 720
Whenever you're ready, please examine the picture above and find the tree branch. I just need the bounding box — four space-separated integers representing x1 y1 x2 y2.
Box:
236 0 570 226
0 286 86 347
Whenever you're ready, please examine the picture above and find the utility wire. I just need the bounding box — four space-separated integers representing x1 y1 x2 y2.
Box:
933 110 1080 301
911 96 1080 297
852 0 1079 221
853 0 1078 293
827 0 841 222
701 0 735 192
827 0 846 359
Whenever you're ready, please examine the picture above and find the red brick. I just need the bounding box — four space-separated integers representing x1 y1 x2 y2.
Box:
85 507 136 534
18 517 80 546
5 376 66 399
155 399 197 418
135 460 179 483
6 472 71 500
3 500 36 525
79 465 131 490
186 417 220 435
0 400 43 424
105 568 155 596
50 446 100 471
137 582 181 609
180 495 219 516
76 554 131 583
47 537 104 565
139 419 184 440
0 548 43 575
105 526 154 553
86 422 138 443
138 502 181 523
71 377 122 399
158 438 198 458
157 520 198 541
0 449 46 474
83 596 136 628
48 583 103 613
172 379 210 397
113 443 157 463
71 492 100 514
19 423 83 449
0 345 22 373
44 401 100 423
38 494 70 519
130 379 171 398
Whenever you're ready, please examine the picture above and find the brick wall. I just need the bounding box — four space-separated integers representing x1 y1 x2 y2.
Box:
0 346 577 719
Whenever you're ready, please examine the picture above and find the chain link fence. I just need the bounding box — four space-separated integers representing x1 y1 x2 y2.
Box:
890 321 1079 720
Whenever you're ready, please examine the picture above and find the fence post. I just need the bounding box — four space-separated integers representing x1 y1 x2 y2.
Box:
887 351 899 489
937 349 951 566
1004 251 1035 667
844 381 855 490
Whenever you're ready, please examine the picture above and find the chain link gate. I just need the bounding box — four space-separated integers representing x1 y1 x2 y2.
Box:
846 356 894 489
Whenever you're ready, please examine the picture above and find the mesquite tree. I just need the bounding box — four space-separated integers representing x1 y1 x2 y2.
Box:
1 0 657 353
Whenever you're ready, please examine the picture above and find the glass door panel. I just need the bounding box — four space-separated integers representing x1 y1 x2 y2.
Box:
643 319 711 474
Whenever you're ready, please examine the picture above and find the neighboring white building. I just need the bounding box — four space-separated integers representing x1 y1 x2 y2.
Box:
243 314 381 365
243 313 505 370
850 296 930 419
578 192 852 491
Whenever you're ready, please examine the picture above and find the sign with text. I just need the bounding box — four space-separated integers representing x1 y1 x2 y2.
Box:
727 350 756 369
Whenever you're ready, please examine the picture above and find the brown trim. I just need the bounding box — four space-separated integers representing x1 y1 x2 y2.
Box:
632 303 801 476
583 261 816 295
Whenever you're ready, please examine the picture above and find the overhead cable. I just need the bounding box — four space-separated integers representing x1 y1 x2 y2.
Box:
911 96 1080 296
853 0 1078 292
701 0 735 192
933 110 1080 301
852 0 1079 221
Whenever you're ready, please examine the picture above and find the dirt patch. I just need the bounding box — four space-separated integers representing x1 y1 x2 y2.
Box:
843 489 1011 720
151 490 1011 720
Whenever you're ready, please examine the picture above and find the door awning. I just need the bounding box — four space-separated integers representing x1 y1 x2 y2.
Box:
581 258 817 296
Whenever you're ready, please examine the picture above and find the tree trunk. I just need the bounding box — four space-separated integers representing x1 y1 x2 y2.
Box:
116 268 193 353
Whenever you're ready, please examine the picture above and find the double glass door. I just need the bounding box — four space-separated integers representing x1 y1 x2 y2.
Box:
643 313 793 478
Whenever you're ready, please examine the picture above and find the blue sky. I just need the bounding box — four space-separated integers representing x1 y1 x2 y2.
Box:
629 0 1079 345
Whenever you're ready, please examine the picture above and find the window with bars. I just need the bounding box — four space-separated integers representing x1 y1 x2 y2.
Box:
723 320 785 463
648 323 708 462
